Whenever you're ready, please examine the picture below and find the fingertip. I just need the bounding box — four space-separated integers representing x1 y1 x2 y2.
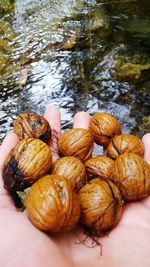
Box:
0 132 18 148
73 111 90 129
44 107 61 162
142 133 150 163
142 133 150 142
44 106 61 134
45 106 60 114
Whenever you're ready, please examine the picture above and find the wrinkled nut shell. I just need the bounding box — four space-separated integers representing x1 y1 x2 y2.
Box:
79 178 122 233
107 134 144 159
58 128 94 161
89 113 122 146
14 112 51 144
26 175 81 233
52 156 87 192
85 156 114 180
2 138 52 191
111 153 150 200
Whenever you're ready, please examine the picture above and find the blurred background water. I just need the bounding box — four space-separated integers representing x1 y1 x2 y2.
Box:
0 0 150 142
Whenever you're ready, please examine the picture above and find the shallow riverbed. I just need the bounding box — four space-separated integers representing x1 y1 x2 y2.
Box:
0 0 150 141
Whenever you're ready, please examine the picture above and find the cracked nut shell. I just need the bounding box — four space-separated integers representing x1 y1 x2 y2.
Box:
58 128 94 161
85 156 114 180
89 113 122 147
107 134 144 159
2 138 52 192
52 156 86 192
26 175 81 233
110 153 150 200
14 112 51 144
79 178 122 233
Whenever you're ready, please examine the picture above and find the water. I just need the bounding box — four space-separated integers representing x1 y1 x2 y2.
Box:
0 0 150 142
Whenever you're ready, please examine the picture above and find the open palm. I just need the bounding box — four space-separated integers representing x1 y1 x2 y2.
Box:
0 107 150 267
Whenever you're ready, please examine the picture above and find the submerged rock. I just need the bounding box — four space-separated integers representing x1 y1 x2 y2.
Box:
139 116 150 135
85 10 110 33
115 60 150 82
0 0 15 14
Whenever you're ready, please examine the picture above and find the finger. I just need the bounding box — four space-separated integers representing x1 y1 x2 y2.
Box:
0 132 19 170
73 111 90 129
0 132 19 209
138 133 150 209
44 107 61 161
142 133 150 164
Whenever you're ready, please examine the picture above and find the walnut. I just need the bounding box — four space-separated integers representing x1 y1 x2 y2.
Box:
107 134 144 159
110 153 150 200
85 156 114 180
79 178 122 233
58 128 94 161
89 113 122 147
2 138 52 192
26 175 81 233
14 112 51 144
52 156 86 192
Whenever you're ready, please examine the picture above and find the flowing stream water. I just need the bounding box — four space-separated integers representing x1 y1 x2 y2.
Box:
0 0 150 142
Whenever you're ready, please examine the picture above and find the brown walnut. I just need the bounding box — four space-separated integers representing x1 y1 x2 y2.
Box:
89 113 122 147
110 153 150 200
79 178 122 233
52 156 87 192
58 128 94 161
2 138 52 192
107 134 144 159
85 156 114 180
26 175 81 233
13 112 51 144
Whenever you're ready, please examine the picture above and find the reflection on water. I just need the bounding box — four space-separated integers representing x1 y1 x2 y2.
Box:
0 0 150 141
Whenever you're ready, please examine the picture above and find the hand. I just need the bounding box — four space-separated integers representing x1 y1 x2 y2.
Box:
0 107 150 267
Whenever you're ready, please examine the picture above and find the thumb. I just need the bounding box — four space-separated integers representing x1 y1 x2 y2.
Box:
0 132 18 210
142 133 150 164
